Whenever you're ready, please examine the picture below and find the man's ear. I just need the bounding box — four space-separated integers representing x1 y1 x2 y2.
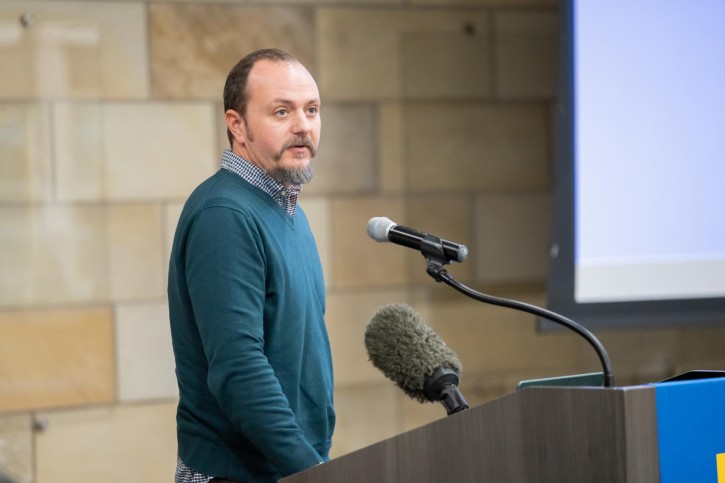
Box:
225 109 246 145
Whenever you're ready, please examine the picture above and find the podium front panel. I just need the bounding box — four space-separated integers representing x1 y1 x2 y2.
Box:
282 386 660 483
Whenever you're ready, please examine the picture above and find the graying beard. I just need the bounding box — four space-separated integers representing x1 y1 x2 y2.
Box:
268 164 314 185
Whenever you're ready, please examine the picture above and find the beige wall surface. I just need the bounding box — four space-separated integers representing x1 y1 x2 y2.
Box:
1 0 723 481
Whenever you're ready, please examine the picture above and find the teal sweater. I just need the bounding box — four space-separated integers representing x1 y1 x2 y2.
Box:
168 169 335 482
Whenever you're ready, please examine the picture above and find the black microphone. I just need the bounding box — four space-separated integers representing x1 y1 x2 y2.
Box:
364 303 469 415
367 217 468 263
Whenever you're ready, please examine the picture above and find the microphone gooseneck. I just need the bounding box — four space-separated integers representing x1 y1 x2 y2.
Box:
436 269 615 388
364 303 469 415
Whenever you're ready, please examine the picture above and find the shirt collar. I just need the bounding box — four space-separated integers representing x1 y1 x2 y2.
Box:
220 149 301 216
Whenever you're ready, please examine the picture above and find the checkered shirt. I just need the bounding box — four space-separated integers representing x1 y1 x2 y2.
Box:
175 456 213 483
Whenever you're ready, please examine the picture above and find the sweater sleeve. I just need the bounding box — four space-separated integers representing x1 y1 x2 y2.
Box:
185 205 323 476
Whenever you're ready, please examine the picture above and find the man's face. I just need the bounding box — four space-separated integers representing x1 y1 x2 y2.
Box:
229 59 321 185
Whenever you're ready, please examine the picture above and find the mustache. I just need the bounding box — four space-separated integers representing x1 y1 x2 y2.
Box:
278 136 317 158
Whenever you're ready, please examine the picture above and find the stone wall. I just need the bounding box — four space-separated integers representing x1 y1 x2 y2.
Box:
1 1 723 481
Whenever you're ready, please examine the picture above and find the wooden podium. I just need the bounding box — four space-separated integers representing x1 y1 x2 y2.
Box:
282 378 725 483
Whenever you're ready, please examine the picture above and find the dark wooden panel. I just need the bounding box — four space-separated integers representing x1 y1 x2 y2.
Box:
518 386 659 482
282 386 659 483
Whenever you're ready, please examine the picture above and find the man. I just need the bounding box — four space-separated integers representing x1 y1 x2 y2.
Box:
168 49 335 483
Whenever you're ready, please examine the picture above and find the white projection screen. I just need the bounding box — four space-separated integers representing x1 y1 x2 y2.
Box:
546 0 725 328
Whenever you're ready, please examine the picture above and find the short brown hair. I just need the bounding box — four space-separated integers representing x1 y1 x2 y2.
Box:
223 48 299 146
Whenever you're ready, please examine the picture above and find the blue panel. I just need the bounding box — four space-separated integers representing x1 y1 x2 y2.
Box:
655 377 725 482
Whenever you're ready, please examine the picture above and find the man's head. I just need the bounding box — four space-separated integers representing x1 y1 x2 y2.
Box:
223 49 320 186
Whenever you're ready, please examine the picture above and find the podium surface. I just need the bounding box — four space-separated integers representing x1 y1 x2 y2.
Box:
282 378 725 483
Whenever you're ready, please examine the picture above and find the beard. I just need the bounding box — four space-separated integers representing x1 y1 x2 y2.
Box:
244 124 317 185
268 163 314 185
268 134 317 185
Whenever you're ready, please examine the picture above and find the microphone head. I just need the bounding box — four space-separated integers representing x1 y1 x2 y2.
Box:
364 303 462 403
367 217 395 243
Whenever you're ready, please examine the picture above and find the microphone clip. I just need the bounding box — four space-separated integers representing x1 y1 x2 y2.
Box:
423 367 469 415
420 235 451 281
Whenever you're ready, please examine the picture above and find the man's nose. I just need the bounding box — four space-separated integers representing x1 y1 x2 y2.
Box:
291 110 312 133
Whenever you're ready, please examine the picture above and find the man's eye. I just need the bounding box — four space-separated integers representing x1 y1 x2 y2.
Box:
275 109 287 116
308 107 319 115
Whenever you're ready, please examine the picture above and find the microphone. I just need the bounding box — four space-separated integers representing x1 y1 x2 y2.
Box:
364 303 469 415
367 217 468 263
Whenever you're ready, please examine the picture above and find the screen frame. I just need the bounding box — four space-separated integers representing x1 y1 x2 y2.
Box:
545 0 725 329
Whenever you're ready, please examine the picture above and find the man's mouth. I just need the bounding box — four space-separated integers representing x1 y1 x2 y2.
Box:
281 136 316 157
274 136 317 162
